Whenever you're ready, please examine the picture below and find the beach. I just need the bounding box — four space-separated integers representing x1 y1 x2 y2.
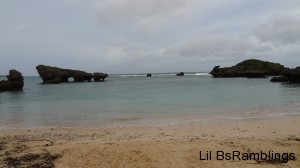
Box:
0 115 299 168
1 75 300 167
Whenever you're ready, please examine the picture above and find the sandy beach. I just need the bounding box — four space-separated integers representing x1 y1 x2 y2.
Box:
0 116 299 168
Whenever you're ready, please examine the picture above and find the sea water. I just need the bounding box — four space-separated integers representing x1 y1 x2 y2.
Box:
0 73 300 128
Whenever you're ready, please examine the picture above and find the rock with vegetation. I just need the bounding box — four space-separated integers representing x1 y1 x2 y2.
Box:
0 70 24 91
93 73 108 82
176 72 184 76
36 65 106 84
210 59 284 78
281 67 300 83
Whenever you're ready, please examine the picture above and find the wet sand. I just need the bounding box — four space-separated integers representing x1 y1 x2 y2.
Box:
0 116 299 167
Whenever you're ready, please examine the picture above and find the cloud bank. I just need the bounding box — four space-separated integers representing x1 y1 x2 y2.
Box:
0 0 300 75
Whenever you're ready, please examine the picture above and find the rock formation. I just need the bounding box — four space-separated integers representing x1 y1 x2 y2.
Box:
93 73 108 82
36 65 107 84
176 72 184 76
0 70 24 91
210 59 284 78
146 73 152 77
270 76 289 82
281 67 300 83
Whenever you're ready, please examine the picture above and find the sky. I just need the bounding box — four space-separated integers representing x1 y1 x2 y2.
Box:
1 0 300 76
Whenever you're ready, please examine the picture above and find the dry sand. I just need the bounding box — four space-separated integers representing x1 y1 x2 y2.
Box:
0 116 299 168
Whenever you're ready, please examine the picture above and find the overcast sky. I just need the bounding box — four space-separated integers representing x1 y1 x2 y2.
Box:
1 0 300 75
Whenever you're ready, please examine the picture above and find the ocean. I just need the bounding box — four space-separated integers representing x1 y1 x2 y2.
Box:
1 73 300 128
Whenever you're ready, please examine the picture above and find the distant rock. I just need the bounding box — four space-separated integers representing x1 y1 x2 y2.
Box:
146 73 152 77
210 59 284 78
176 72 184 76
281 67 300 83
0 70 24 91
93 73 108 82
36 65 107 84
270 76 289 82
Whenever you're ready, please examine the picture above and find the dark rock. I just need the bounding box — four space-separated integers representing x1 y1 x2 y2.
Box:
4 151 61 168
146 73 152 77
36 65 72 83
270 76 289 82
281 67 300 83
0 70 24 91
210 59 284 78
176 72 184 76
36 65 106 84
239 70 267 78
0 143 5 151
73 71 93 82
93 73 108 82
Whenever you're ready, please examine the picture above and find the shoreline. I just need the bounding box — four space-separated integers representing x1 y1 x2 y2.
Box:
0 115 299 167
1 109 299 129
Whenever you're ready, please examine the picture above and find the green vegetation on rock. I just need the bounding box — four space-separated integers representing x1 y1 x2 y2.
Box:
210 59 284 78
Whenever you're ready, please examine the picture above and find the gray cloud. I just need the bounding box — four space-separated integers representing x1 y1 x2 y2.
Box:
97 0 188 23
1 1 300 75
16 23 37 32
253 14 300 45
164 35 273 59
97 0 193 35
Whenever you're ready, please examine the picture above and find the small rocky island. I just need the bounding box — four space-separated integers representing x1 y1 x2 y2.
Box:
36 65 108 84
176 72 184 76
0 70 24 91
209 59 300 83
210 59 284 78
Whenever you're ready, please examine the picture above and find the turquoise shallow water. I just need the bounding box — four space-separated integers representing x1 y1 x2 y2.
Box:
0 73 300 128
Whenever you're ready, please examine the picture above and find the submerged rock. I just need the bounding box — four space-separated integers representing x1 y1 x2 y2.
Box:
210 59 284 78
176 72 184 76
270 76 289 82
281 67 300 83
36 65 107 84
146 73 152 77
93 73 108 82
0 70 24 91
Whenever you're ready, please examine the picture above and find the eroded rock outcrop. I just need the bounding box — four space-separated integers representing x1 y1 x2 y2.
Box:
210 59 284 78
93 73 108 82
0 70 24 91
36 65 107 84
281 67 300 83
